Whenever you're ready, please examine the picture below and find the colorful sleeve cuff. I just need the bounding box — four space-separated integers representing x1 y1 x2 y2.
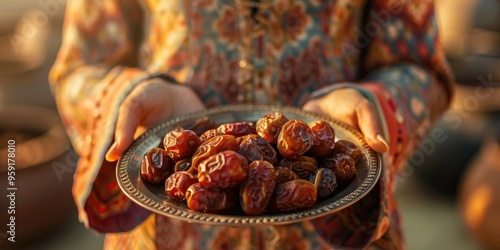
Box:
72 67 155 233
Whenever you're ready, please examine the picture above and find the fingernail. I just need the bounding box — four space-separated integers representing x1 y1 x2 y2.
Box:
376 133 389 151
105 141 118 162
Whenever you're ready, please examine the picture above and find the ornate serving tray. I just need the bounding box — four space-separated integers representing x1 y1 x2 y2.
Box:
117 105 381 226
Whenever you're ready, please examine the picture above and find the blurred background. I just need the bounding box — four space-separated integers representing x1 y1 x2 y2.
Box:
0 0 499 249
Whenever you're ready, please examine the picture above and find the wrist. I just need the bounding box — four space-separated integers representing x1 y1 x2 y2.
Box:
314 83 374 99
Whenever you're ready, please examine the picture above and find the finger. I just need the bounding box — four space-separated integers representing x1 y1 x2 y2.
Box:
105 99 141 162
134 125 150 139
302 99 323 114
355 99 389 153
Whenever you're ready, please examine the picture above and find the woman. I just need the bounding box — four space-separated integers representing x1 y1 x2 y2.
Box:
50 0 453 249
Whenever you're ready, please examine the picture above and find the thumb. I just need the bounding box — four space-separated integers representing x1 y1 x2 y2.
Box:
302 99 323 114
105 101 141 162
355 99 389 153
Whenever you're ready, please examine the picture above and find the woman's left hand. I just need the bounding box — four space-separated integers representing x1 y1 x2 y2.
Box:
302 88 389 153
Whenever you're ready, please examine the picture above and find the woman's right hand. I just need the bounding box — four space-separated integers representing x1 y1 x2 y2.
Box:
105 79 205 162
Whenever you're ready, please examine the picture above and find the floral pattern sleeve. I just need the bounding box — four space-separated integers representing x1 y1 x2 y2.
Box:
361 1 454 246
49 0 154 233
311 1 454 248
361 0 454 175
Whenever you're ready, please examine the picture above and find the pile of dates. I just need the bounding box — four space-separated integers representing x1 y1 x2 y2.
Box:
140 113 360 215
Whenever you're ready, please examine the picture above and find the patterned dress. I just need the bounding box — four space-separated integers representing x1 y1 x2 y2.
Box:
50 0 454 249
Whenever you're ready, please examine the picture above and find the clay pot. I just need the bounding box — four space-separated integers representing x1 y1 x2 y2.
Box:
0 105 76 244
458 134 500 250
0 10 59 109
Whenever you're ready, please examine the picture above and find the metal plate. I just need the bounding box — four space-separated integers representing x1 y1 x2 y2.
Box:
117 105 381 226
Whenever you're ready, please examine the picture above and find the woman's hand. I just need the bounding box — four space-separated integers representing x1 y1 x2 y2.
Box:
105 79 205 162
302 88 389 153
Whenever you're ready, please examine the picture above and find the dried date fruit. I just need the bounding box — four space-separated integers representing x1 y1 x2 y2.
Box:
240 161 276 215
238 134 278 165
274 167 299 185
163 128 201 161
140 148 175 184
279 156 318 179
165 171 198 200
308 168 337 199
216 122 256 137
333 140 361 163
308 121 336 159
152 112 365 216
277 120 314 159
268 179 317 212
191 135 238 171
235 136 245 145
322 153 356 185
198 150 249 188
185 183 237 213
256 113 289 144
174 158 192 172
189 117 218 136
199 129 222 143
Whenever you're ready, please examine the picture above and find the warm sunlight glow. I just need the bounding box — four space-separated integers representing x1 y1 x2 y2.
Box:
464 184 492 229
